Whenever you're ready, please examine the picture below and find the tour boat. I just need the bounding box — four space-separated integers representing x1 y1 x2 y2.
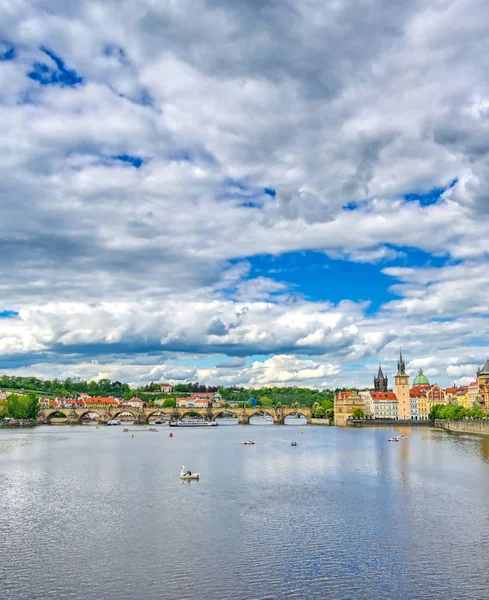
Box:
180 466 200 480
169 420 218 428
107 419 121 426
243 440 255 445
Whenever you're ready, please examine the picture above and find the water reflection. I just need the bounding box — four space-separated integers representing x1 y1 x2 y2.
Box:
1 425 489 600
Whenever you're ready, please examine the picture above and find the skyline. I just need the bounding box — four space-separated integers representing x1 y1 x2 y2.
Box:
1 1 489 389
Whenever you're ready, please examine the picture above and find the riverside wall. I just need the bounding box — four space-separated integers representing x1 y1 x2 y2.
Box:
434 419 489 436
346 419 433 427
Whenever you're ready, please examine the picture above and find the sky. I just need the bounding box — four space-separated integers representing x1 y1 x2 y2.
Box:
0 0 488 390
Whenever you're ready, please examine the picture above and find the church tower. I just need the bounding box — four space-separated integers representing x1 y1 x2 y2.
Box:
394 350 410 419
374 365 388 392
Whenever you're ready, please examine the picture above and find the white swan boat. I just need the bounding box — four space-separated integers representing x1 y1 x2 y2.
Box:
180 466 200 480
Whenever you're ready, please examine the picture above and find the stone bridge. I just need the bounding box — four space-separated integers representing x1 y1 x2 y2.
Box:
37 405 312 425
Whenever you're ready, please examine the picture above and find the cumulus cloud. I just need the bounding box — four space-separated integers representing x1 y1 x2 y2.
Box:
0 0 489 387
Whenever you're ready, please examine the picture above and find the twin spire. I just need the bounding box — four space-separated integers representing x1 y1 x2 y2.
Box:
374 350 407 391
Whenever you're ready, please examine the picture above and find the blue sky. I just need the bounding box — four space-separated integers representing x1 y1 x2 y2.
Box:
0 1 488 389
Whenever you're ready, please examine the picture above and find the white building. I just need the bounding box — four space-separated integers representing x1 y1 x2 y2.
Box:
371 392 398 419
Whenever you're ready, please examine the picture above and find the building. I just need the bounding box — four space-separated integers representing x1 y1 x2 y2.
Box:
176 396 212 408
445 386 458 404
125 397 144 409
334 391 363 426
157 383 173 392
418 384 446 420
371 392 398 419
409 385 429 420
176 397 195 408
374 365 388 392
83 396 119 408
413 369 429 386
455 386 470 409
394 351 411 419
468 382 480 406
359 390 373 417
477 360 489 408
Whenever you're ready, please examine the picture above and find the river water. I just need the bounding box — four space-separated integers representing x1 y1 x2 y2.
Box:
1 422 489 600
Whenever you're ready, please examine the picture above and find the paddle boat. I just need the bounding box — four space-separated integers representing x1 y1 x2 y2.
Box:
180 466 200 480
388 438 399 442
243 440 255 445
291 441 298 446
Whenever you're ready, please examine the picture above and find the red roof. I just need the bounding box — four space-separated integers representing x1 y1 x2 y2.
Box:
410 385 430 398
336 391 353 400
158 383 172 387
445 387 458 393
371 392 397 401
84 397 117 404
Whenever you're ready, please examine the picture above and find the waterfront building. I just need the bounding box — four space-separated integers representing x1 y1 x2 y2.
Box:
371 392 398 419
374 365 388 392
417 384 447 420
359 390 373 417
394 351 411 420
455 386 470 409
409 385 429 420
445 386 458 404
468 382 480 406
477 360 489 408
334 391 363 426
125 397 144 409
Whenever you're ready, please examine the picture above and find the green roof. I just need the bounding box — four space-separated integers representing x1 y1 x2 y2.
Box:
413 369 429 386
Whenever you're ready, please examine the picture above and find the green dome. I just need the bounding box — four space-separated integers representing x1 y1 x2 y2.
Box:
413 369 429 386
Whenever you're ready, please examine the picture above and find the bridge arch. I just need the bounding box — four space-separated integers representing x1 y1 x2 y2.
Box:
76 410 105 424
178 410 208 421
110 409 138 420
43 409 69 421
211 410 240 421
146 410 171 421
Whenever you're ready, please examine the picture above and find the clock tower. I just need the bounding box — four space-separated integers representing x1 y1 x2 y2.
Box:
394 350 410 420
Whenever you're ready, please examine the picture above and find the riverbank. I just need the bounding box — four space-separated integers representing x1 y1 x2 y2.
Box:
434 419 489 436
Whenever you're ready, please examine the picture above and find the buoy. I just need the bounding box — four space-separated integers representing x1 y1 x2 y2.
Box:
301 428 304 434
169 433 173 438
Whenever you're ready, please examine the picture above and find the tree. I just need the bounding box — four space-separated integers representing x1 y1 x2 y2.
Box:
162 398 176 408
352 407 364 419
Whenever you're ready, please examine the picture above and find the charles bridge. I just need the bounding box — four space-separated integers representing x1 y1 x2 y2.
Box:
37 405 312 425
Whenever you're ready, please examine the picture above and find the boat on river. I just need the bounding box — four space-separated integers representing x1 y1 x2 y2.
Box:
291 441 298 446
243 440 255 445
388 438 399 442
107 419 121 426
169 420 218 428
180 466 200 480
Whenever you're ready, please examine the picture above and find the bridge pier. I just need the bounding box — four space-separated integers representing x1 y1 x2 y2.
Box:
238 413 250 425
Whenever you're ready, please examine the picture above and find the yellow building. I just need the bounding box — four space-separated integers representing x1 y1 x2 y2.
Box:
334 392 363 426
456 389 470 409
394 351 410 419
417 384 447 420
477 360 489 409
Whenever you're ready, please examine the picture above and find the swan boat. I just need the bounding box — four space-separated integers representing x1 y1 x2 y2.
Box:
180 466 200 480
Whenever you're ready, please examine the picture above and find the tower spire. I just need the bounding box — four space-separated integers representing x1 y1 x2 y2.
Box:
396 349 406 377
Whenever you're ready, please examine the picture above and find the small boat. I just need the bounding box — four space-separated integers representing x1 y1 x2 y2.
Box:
107 419 121 426
180 466 200 480
123 428 129 432
243 441 255 445
291 441 298 446
154 419 164 425
388 438 399 442
169 433 174 438
148 427 157 432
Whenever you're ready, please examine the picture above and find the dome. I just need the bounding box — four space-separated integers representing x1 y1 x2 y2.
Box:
413 369 430 386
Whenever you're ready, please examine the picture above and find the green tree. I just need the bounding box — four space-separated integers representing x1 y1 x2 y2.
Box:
352 407 364 419
162 398 176 408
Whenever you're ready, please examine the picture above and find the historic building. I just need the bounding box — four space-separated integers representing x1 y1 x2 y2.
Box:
477 360 489 408
468 382 480 407
334 391 363 426
413 369 429 386
418 384 447 420
394 351 411 420
374 365 388 392
371 392 398 419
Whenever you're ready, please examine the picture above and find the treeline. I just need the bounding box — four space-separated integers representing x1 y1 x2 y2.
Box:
217 386 335 408
0 393 40 420
430 404 488 420
0 375 131 397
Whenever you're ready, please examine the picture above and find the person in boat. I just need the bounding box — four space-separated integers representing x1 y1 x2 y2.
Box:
187 470 191 476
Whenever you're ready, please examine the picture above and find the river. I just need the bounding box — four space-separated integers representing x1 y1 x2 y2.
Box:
1 422 489 599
